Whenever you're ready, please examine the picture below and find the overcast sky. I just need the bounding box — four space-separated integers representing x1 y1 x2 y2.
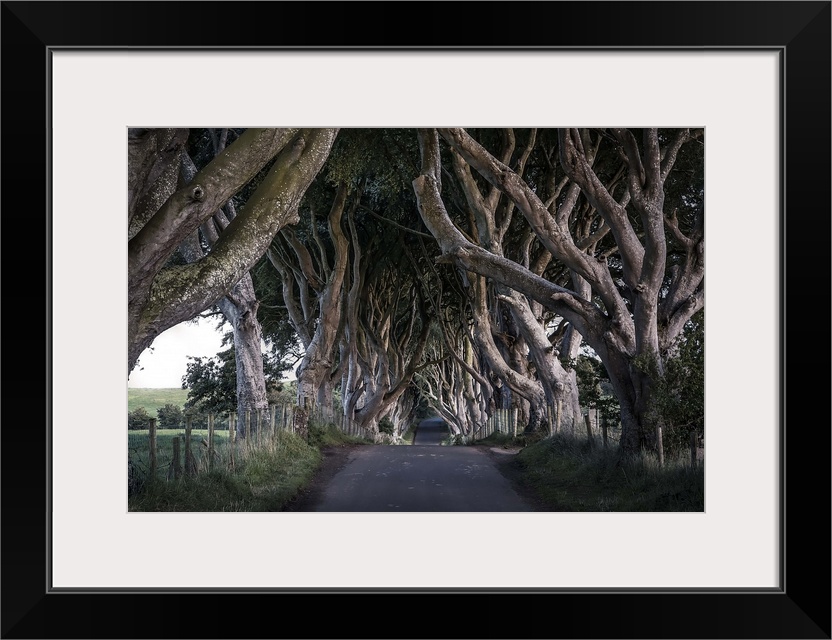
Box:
128 316 227 388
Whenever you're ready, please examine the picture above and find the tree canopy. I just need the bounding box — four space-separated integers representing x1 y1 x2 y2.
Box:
129 127 704 452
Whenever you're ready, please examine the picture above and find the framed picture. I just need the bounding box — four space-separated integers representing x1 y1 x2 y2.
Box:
5 1 829 638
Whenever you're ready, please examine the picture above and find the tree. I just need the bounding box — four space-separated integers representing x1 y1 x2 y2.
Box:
574 350 621 443
178 129 276 435
645 309 704 454
182 348 237 419
156 403 184 429
265 181 355 411
257 129 434 438
412 127 704 454
413 261 492 439
127 127 338 373
443 129 583 433
181 338 287 427
127 407 152 430
141 127 703 455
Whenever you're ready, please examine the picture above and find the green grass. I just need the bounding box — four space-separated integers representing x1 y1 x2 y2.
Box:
128 417 371 512
128 429 229 485
128 414 700 513
487 432 704 512
308 420 374 448
400 424 416 444
128 387 189 415
129 429 322 512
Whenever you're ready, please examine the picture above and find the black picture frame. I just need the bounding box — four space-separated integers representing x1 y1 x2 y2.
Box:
3 1 829 638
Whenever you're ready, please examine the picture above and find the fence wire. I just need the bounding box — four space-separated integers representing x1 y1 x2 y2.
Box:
128 402 374 494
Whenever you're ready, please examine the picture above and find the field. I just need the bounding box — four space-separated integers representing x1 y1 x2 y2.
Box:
128 388 189 415
128 428 230 482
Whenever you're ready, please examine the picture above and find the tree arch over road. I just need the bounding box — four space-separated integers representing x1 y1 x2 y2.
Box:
129 127 704 454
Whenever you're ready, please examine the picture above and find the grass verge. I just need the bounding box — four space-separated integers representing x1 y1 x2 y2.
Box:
484 432 704 512
128 420 370 512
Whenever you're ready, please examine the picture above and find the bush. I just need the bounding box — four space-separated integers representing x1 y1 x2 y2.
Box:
157 403 184 429
378 417 395 435
128 407 152 430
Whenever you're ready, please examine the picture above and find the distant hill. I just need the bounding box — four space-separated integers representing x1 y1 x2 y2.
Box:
128 388 189 416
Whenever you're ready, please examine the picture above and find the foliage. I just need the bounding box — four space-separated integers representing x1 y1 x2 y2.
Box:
323 129 420 205
128 430 321 512
307 419 371 449
267 379 298 406
182 343 237 416
378 417 395 435
630 310 704 454
574 354 604 408
128 406 152 430
651 309 705 454
512 433 704 511
412 399 433 421
250 259 306 369
156 403 184 429
573 352 621 426
182 334 289 416
400 424 417 444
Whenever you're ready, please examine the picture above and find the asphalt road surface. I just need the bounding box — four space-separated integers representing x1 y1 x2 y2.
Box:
306 417 534 512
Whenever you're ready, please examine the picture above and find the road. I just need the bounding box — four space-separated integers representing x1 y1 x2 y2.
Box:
305 417 534 512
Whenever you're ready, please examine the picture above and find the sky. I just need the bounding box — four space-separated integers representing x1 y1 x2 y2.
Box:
127 316 227 388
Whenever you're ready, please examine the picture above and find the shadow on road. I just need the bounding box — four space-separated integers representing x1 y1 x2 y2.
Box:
412 417 448 445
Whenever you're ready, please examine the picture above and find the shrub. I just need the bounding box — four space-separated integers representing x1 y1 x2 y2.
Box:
157 403 184 429
128 406 152 430
378 417 395 435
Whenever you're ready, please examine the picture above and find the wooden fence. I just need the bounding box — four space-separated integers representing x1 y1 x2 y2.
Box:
479 404 623 446
127 402 372 494
482 404 570 438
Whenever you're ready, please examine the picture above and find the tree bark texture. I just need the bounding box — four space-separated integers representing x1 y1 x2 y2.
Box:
127 128 338 372
414 128 703 453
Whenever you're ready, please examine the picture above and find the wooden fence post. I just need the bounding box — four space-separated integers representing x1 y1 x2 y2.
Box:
546 404 554 436
228 413 236 471
256 408 263 448
602 415 608 448
690 430 697 467
584 413 593 444
270 405 276 440
294 400 309 441
512 408 517 438
556 400 562 434
148 418 157 480
656 423 665 467
169 436 182 480
184 416 196 477
208 413 215 472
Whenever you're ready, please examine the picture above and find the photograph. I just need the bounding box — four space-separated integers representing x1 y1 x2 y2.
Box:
126 126 707 515
2 1 828 638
